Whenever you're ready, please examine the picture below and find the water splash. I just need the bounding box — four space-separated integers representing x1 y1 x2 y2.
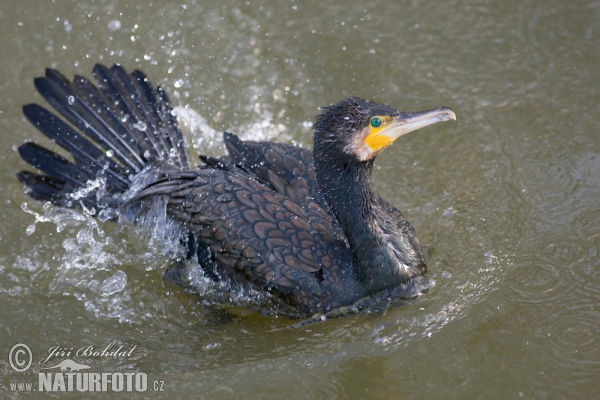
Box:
21 202 88 235
172 106 219 151
172 105 291 156
70 177 106 201
100 270 128 296
17 189 284 324
16 201 139 321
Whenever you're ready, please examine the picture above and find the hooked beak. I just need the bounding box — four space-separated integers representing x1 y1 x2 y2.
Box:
392 107 456 138
365 107 456 153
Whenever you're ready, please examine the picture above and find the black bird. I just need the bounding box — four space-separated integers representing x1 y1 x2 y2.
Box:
16 64 455 316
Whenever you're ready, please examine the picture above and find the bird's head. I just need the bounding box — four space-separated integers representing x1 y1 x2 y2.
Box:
313 97 456 163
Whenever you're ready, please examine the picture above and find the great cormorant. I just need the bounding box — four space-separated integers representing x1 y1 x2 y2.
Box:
16 64 455 316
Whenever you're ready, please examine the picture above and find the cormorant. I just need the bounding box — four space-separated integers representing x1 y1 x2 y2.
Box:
16 64 455 316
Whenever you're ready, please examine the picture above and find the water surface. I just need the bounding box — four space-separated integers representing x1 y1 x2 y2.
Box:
0 0 598 398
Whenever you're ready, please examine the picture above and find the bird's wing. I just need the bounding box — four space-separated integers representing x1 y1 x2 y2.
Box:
135 165 340 313
214 133 325 207
375 194 423 258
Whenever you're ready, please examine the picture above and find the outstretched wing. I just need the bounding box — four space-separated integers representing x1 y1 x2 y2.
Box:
133 130 362 314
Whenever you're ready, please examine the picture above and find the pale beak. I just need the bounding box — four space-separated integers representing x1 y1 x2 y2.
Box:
388 107 456 140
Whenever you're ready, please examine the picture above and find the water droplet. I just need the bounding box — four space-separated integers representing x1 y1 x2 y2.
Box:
204 342 222 350
26 224 36 235
442 207 455 218
98 208 117 222
133 121 147 131
107 20 121 31
67 95 75 105
106 149 114 157
174 79 184 88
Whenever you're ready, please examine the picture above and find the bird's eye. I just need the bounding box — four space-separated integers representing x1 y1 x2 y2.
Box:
370 117 382 128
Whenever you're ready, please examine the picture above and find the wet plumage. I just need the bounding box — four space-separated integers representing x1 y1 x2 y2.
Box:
17 64 455 315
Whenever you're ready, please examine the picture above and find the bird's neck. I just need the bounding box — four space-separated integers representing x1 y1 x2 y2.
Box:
314 154 421 293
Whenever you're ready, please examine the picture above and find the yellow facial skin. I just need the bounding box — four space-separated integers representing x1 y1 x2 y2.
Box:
364 116 396 152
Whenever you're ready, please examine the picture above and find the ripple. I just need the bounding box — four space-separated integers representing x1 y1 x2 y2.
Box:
569 234 600 294
543 162 577 193
550 313 597 349
511 256 565 304
542 307 600 370
573 207 600 240
539 235 588 266
527 228 600 301
368 251 508 349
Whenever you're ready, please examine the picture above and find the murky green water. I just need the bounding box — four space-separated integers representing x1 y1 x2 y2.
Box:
0 0 598 398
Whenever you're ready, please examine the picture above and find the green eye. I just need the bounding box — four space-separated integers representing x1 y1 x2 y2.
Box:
370 117 382 128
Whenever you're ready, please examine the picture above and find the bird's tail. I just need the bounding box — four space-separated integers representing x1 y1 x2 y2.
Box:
17 64 189 210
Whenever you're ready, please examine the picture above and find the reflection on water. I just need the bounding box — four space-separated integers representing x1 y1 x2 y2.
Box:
1 0 599 398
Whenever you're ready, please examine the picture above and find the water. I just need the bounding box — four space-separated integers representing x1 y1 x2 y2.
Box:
1 0 599 398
